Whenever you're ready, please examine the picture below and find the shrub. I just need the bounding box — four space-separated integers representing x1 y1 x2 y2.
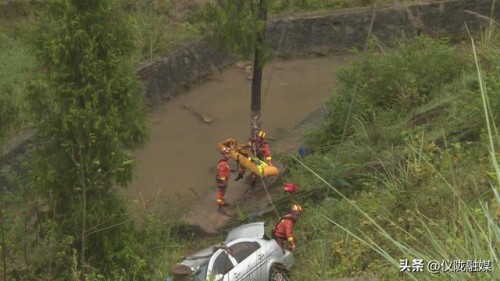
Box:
309 36 465 151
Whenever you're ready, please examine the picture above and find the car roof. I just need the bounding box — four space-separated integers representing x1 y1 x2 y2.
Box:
225 222 265 243
178 222 266 270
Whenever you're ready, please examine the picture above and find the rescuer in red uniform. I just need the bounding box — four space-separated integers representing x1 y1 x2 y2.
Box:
235 129 273 185
273 204 303 251
253 129 273 165
216 148 231 213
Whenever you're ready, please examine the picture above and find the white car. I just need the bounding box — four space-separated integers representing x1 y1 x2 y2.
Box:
168 222 295 281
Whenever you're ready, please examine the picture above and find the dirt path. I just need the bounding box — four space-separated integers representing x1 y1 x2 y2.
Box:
124 54 353 231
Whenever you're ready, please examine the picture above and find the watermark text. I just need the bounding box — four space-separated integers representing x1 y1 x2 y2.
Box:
399 259 493 273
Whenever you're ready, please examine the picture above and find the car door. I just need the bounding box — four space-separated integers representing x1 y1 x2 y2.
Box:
228 240 267 281
206 249 237 281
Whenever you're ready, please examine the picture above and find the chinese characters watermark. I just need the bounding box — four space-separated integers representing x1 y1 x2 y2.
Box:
399 259 493 273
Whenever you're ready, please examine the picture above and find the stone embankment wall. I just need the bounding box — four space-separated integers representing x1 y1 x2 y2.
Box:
139 0 499 106
137 37 235 107
266 0 497 55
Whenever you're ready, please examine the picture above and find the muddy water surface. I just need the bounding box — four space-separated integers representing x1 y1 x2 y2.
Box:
126 55 352 211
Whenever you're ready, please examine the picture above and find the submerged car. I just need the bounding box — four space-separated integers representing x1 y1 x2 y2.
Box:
167 222 294 281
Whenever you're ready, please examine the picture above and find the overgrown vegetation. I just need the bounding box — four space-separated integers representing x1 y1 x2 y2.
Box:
1 0 499 280
1 0 183 279
286 26 500 280
0 28 35 139
8 0 152 278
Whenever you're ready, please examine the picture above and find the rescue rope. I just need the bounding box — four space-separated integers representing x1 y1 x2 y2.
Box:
259 177 281 219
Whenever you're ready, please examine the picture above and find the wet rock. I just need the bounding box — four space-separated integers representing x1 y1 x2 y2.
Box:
243 64 253 73
182 104 192 110
200 114 214 123
235 61 252 69
235 61 246 68
194 112 215 123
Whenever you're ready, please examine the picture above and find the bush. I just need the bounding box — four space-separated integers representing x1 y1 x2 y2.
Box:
307 36 465 151
338 37 463 110
291 35 499 281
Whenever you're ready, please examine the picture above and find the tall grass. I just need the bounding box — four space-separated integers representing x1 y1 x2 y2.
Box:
293 112 498 279
289 26 499 281
281 6 500 278
0 28 35 138
123 0 202 62
268 0 444 14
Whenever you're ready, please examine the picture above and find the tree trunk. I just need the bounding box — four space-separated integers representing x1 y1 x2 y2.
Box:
250 0 267 137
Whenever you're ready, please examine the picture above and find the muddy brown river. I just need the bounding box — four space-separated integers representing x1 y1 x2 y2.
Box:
125 55 352 213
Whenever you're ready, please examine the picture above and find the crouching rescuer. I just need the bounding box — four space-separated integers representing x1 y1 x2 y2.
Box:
273 204 303 251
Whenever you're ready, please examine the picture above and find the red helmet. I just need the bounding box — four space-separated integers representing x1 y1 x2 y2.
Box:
291 204 303 215
283 183 297 193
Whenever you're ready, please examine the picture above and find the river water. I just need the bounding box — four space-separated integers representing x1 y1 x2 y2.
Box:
125 55 352 212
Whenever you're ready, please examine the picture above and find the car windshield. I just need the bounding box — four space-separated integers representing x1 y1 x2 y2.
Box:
192 261 208 281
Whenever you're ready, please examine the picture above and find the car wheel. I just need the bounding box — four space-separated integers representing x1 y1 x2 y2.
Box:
269 265 289 281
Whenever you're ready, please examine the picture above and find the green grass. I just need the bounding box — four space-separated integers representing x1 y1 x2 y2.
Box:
268 0 445 14
0 28 35 140
285 21 500 281
125 0 203 62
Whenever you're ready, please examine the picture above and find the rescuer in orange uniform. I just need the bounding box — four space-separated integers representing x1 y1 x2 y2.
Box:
216 148 232 213
235 129 273 184
273 204 303 251
252 129 273 165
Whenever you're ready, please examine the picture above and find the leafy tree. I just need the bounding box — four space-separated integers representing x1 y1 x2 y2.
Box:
203 0 269 135
26 0 147 275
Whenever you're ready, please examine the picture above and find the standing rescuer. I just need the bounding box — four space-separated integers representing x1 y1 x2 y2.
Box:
216 147 231 213
235 129 273 184
253 129 273 165
273 204 303 252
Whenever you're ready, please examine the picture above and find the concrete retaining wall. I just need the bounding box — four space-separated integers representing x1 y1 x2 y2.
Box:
266 0 497 55
137 37 235 107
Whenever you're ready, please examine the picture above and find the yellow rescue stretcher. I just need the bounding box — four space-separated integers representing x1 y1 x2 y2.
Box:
217 138 279 178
